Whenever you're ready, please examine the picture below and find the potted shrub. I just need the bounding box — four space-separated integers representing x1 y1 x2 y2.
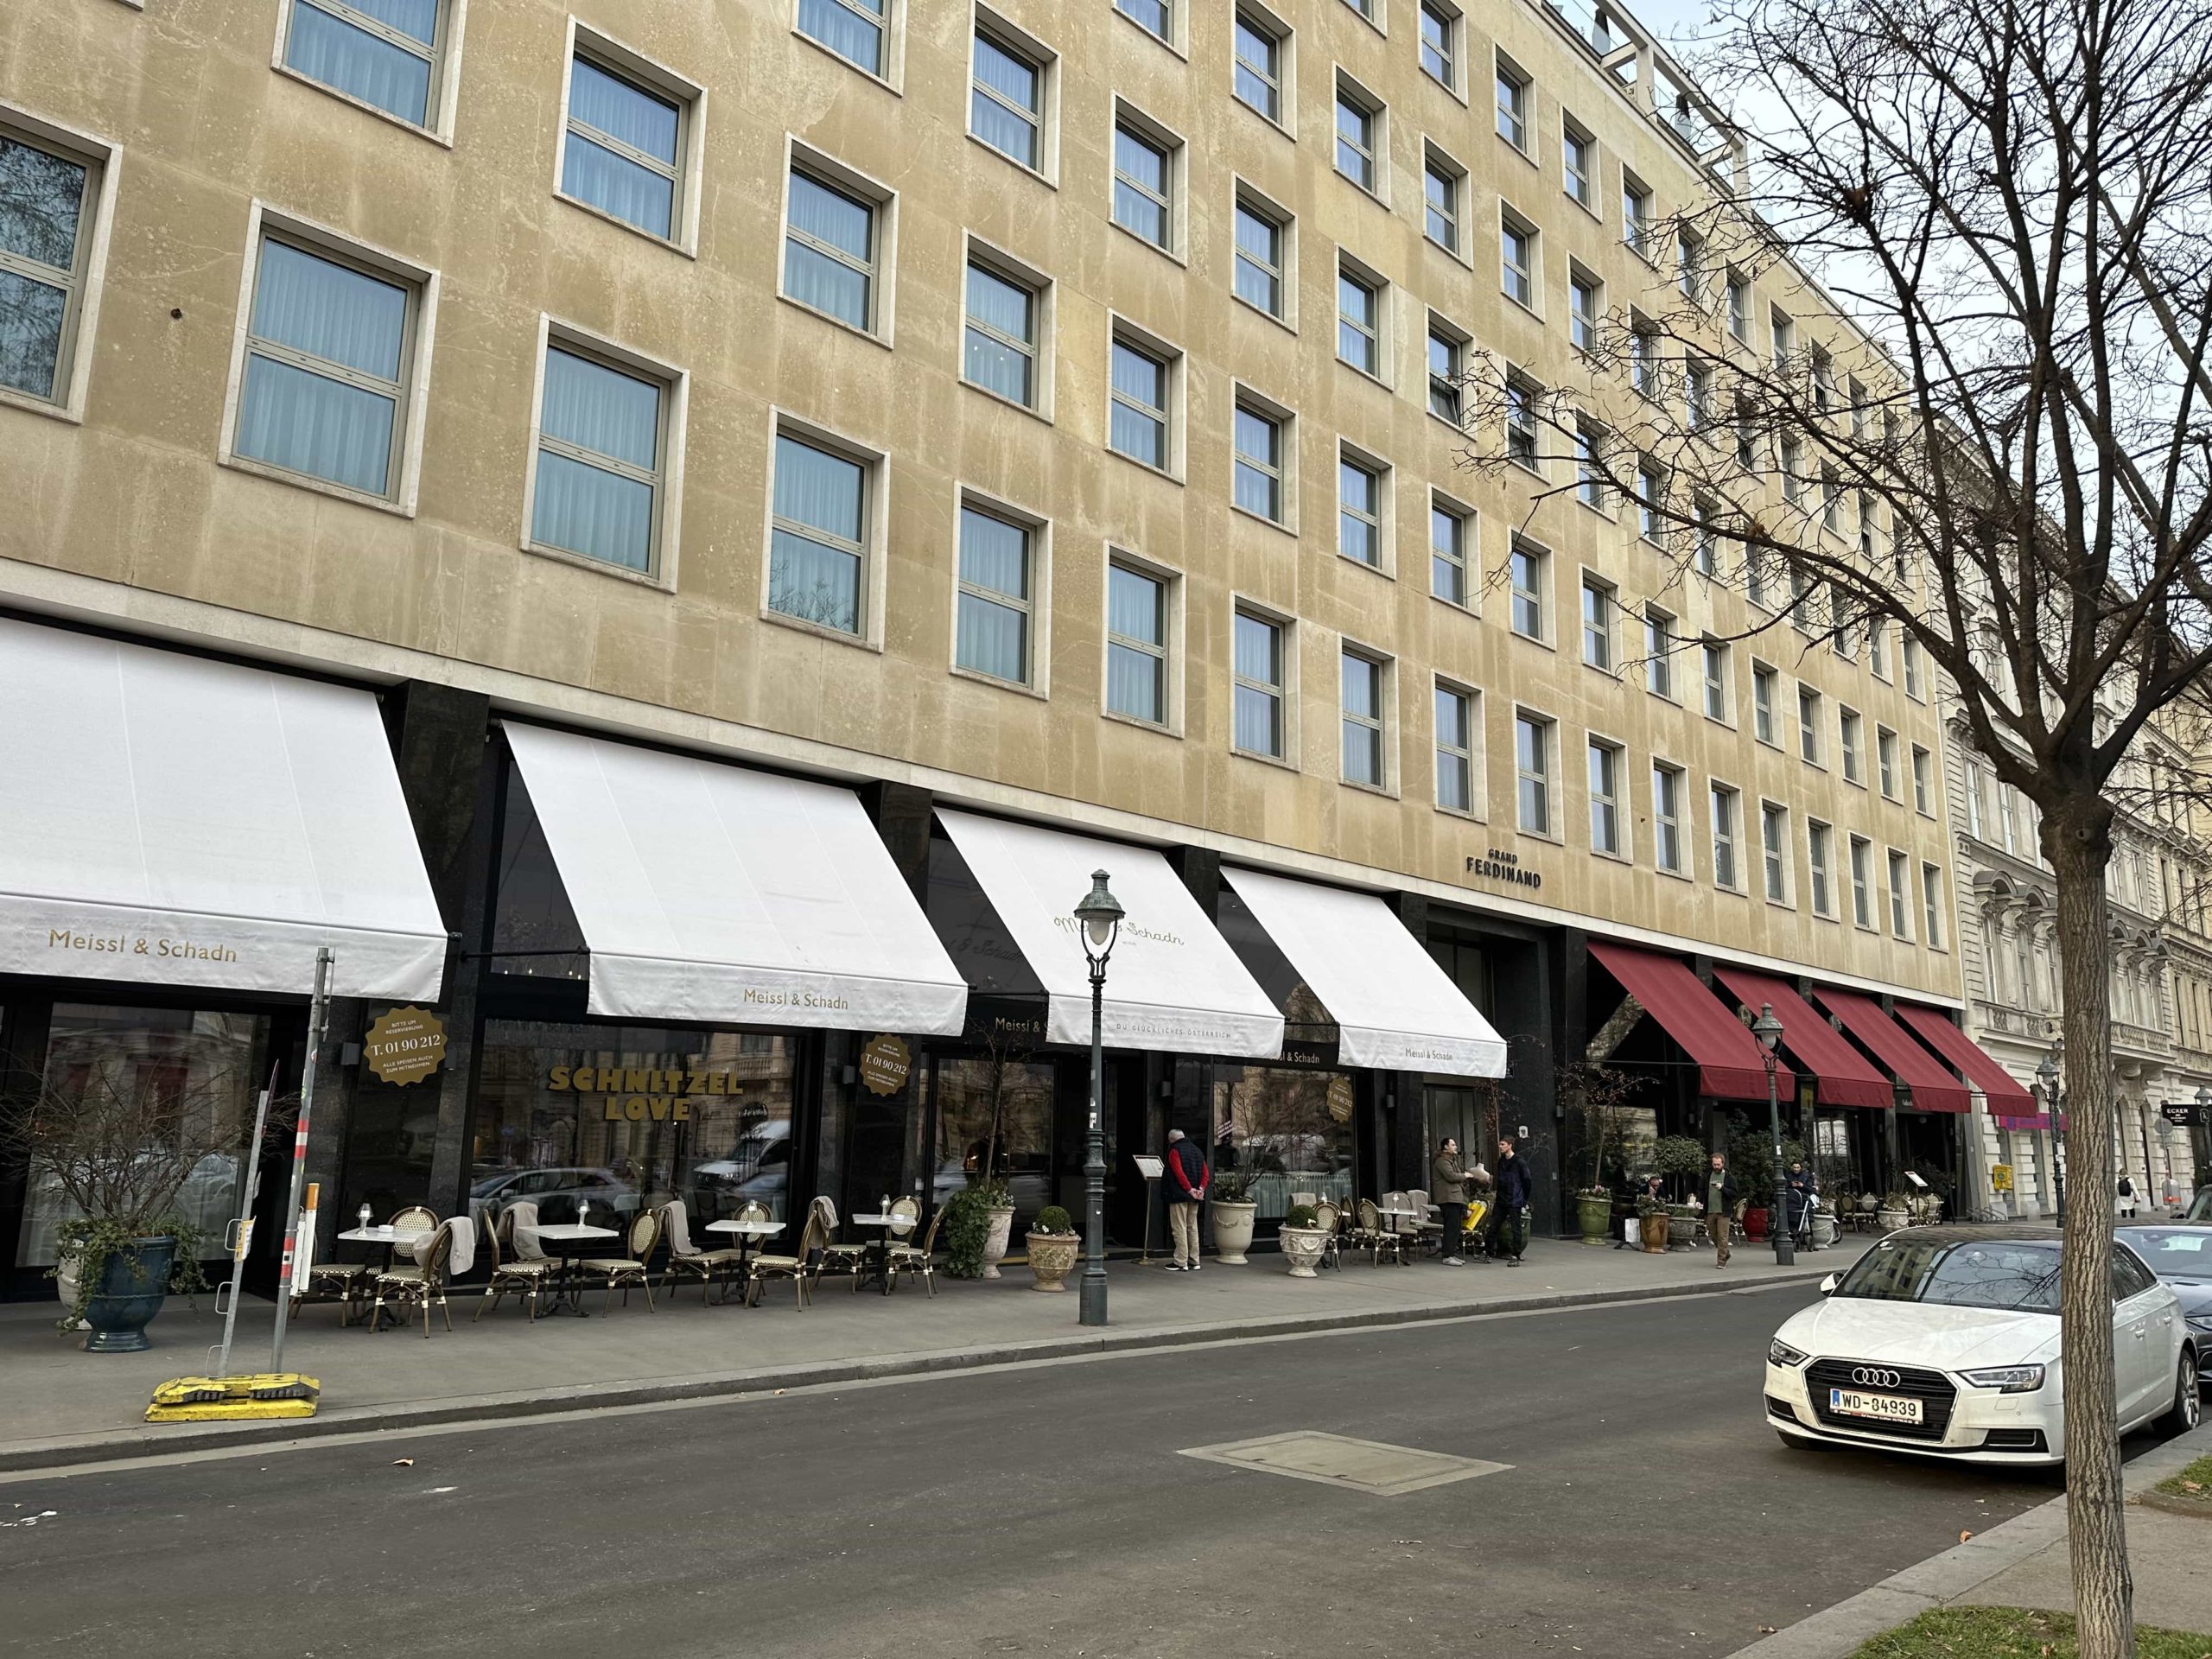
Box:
1278 1203 1330 1278
1025 1205 1080 1291
7 1062 225 1351
1877 1192 1912 1232
1637 1195 1671 1254
942 1180 1014 1281
1209 1171 1259 1264
1574 1185 1615 1245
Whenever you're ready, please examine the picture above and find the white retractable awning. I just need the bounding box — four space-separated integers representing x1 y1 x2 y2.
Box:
1222 867 1508 1077
503 724 967 1033
937 810 1283 1056
0 619 447 1000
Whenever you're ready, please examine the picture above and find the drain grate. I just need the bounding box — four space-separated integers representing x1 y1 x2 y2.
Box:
1178 1431 1511 1496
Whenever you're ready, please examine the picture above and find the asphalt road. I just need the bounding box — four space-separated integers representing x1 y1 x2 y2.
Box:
0 1283 2161 1659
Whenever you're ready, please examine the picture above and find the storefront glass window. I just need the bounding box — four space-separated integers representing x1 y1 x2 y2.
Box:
1210 1065 1355 1221
931 1054 1055 1235
15 1005 270 1268
467 1021 797 1230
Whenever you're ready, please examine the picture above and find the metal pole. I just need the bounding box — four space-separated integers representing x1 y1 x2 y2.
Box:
1768 1054 1794 1266
209 1063 281 1380
1078 954 1109 1326
270 947 331 1374
2053 1090 2066 1227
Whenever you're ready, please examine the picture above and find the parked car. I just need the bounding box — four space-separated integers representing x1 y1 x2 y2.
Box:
2184 1186 2212 1224
467 1166 640 1227
2119 1223 2212 1368
1764 1227 2199 1465
692 1121 792 1203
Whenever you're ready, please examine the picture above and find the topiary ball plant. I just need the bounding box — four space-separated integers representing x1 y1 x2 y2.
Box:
1282 1204 1320 1230
1033 1205 1075 1236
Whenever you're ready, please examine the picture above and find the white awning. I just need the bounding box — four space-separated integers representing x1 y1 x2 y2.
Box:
1222 867 1508 1077
503 724 966 1033
0 620 447 1000
938 810 1282 1056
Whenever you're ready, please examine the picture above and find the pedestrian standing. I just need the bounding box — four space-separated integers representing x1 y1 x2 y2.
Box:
1490 1137 1533 1266
1704 1152 1738 1267
1432 1137 1477 1264
2116 1174 2137 1219
1164 1128 1209 1272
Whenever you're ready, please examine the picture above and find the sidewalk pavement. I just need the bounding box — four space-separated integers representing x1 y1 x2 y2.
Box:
1729 1421 2212 1657
0 1231 1861 1471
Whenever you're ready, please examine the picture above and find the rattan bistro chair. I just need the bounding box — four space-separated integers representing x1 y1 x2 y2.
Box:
747 1206 828 1309
1404 1188 1445 1256
576 1210 660 1313
660 1198 747 1304
884 1205 943 1297
1311 1199 1344 1271
809 1196 867 1287
474 1211 556 1323
1353 1199 1404 1267
291 1214 368 1323
370 1218 456 1337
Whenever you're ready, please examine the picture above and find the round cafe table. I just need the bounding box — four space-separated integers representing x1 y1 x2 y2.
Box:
848 1213 903 1294
519 1222 619 1316
703 1218 785 1300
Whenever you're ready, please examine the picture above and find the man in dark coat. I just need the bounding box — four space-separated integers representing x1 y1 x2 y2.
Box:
1489 1137 1533 1265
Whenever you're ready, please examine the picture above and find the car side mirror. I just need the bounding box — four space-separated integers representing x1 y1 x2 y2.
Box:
1819 1274 1840 1296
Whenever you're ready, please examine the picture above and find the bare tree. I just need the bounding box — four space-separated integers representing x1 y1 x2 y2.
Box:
1455 1 2212 1649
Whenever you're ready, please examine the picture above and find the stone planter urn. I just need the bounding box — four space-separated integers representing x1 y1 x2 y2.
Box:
980 1206 1015 1280
1667 1207 1700 1249
81 1236 177 1353
1025 1230 1080 1291
1278 1224 1330 1278
1809 1211 1839 1249
1638 1211 1670 1254
1211 1201 1259 1264
1877 1205 1910 1234
1576 1192 1614 1244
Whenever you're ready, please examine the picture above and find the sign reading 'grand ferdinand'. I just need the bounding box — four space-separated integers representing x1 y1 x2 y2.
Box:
1463 848 1542 890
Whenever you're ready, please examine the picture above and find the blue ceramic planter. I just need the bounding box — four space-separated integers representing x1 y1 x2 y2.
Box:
82 1236 177 1353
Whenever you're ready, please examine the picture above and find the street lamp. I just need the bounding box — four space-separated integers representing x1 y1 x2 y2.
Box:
2038 1049 2064 1226
1751 1003 1793 1266
1073 869 1123 1328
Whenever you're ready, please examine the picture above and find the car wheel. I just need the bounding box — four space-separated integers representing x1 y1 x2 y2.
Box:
2158 1349 2202 1435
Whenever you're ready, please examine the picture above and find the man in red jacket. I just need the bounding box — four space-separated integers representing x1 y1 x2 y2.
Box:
1165 1128 1209 1272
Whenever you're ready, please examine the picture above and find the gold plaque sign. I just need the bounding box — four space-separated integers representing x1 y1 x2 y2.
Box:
859 1033 912 1096
364 1007 447 1085
1325 1076 1355 1123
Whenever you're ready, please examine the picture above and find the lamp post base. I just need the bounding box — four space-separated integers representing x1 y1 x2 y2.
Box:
1078 1270 1108 1327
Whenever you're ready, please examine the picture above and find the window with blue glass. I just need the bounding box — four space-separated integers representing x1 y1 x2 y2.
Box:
970 27 1043 169
283 0 444 128
529 343 666 573
784 167 879 332
561 54 683 242
798 0 887 75
956 504 1033 685
769 433 868 634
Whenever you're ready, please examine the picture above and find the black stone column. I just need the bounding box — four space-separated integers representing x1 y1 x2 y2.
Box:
1166 845 1222 918
1388 893 1431 1191
859 781 934 906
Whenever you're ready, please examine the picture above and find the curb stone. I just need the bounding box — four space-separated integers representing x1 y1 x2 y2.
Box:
0 1265 1835 1474
1723 1421 2212 1659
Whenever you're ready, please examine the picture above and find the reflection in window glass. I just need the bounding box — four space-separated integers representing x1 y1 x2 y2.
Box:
769 433 866 632
934 1055 1057 1236
1210 1065 1356 1222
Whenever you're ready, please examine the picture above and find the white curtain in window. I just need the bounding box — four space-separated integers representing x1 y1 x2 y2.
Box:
769 435 863 631
531 348 659 570
286 0 434 125
237 355 396 495
799 0 884 73
252 241 405 378
785 174 870 324
541 348 658 467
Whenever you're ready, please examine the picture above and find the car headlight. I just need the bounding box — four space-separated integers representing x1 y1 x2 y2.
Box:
1960 1364 2047 1393
1769 1338 1810 1368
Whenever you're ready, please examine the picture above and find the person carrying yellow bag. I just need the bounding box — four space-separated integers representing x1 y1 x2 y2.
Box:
1430 1137 1489 1267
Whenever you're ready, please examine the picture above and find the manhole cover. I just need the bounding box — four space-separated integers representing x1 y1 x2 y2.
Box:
1178 1432 1510 1496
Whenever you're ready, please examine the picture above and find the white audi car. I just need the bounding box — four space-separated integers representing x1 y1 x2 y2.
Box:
1764 1227 2201 1465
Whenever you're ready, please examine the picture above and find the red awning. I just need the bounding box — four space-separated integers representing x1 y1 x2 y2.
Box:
1891 1005 2034 1112
1588 941 1793 1103
1813 988 1973 1113
1711 968 1893 1110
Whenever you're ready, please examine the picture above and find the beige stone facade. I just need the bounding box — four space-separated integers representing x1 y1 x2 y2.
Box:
0 0 1959 1001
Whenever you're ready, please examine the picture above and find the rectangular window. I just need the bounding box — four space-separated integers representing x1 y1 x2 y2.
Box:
1424 155 1462 252
1923 863 1946 947
1106 560 1168 723
1808 821 1833 915
1338 264 1381 374
798 0 887 73
955 504 1033 684
1500 213 1535 307
1701 640 1727 720
1341 648 1387 787
0 126 102 407
1888 849 1911 938
283 0 445 127
1779 435 1803 505
1676 230 1702 303
1435 683 1474 811
963 258 1038 407
1427 323 1463 423
1645 609 1674 698
1510 541 1545 638
529 338 666 573
1631 325 1660 399
1504 377 1538 467
1232 194 1286 318
1911 743 1932 813
1117 0 1172 41
1338 452 1383 567
1637 462 1665 541
1516 714 1552 834
1335 85 1380 193
785 165 878 330
1421 3 1457 87
1574 423 1605 508
1812 346 1835 411
1588 739 1621 855
1581 577 1613 670
1232 399 1285 523
768 431 867 632
1727 273 1750 341
1751 664 1777 744
1569 272 1599 352
1840 709 1862 784
1112 121 1173 250
1109 334 1170 468
1762 803 1789 902
1684 359 1710 429
233 234 413 499
1234 610 1286 758
1653 763 1684 873
1432 498 1469 605
1694 498 1719 576
1562 120 1592 208
1797 686 1821 763
1622 178 1650 255
1869 619 1888 678
1849 836 1872 926
563 53 684 242
1233 10 1284 123
1711 785 1739 888
1964 765 1985 838
1877 727 1898 798
1495 62 1527 149
1903 636 1925 699
971 26 1045 169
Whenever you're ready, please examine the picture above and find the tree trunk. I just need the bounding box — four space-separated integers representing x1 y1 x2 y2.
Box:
2050 820 2134 1659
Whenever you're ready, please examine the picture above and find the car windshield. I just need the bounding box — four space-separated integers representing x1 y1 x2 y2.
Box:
2126 1229 2212 1274
1834 1236 2062 1313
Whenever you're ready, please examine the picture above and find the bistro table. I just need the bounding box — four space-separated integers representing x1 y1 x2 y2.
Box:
1374 1205 1423 1266
847 1212 904 1294
336 1224 438 1325
521 1222 619 1316
702 1217 785 1302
